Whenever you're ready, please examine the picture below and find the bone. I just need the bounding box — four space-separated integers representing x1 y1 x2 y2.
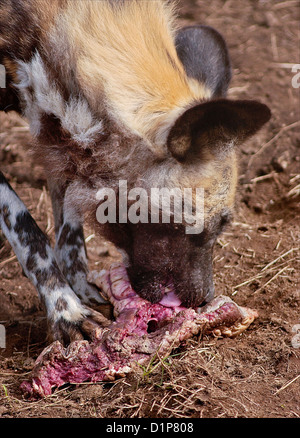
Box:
20 263 258 398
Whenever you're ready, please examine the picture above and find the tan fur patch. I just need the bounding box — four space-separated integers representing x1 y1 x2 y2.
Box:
190 152 238 221
48 0 210 148
1 0 211 153
142 147 237 228
2 58 18 83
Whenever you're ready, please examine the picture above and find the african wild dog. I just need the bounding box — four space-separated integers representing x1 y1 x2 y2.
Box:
0 0 271 344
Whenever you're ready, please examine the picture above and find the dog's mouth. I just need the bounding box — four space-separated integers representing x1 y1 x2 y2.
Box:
158 285 183 308
131 275 183 308
92 263 210 314
128 268 191 311
128 270 210 310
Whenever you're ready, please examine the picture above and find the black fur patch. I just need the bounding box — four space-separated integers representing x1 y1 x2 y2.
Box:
14 211 49 259
35 260 66 290
1 204 12 230
175 25 232 98
57 223 85 250
56 223 88 280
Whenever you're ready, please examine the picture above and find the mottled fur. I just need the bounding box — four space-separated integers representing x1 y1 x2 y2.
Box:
0 0 271 337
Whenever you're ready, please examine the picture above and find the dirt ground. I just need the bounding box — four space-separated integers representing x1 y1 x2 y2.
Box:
0 0 299 419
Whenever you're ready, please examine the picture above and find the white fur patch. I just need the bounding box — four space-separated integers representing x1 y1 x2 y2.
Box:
15 52 104 145
43 285 87 323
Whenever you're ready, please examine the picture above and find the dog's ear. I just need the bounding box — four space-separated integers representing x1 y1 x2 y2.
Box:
167 99 271 161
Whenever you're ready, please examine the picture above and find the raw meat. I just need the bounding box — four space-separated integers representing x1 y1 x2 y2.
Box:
20 263 258 398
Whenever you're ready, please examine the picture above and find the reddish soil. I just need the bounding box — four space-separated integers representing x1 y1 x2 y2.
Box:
0 0 299 418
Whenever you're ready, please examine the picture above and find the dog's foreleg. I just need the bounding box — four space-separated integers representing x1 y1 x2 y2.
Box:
48 178 105 305
0 171 106 344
